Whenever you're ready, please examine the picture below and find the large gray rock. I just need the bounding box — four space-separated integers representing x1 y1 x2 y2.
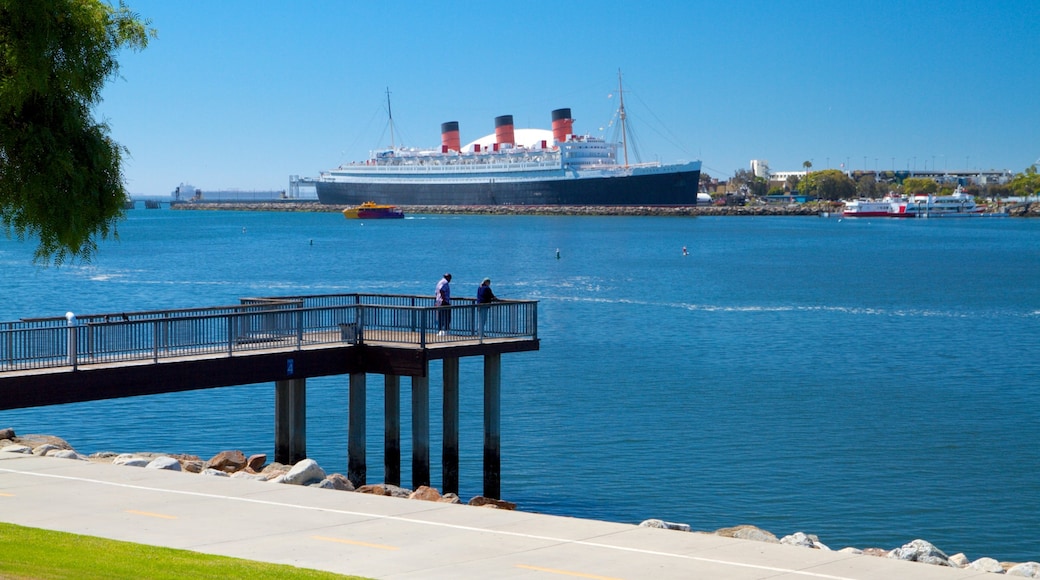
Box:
32 443 61 456
316 473 354 491
780 532 831 550
0 427 15 440
887 539 951 566
282 458 326 486
48 449 86 460
969 557 1005 573
639 519 691 532
112 454 150 467
146 456 182 471
1008 562 1040 577
714 525 779 543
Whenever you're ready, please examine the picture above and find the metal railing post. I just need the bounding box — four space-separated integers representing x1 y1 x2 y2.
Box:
153 320 160 363
65 312 78 370
296 307 304 349
357 305 365 344
227 315 235 356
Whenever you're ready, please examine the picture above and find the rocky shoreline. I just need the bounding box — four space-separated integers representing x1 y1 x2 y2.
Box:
3 428 1038 576
166 200 1040 217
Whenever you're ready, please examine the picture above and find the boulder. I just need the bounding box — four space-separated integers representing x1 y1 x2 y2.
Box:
318 473 354 491
205 450 247 473
887 539 952 566
0 427 15 440
440 493 462 504
246 454 267 473
282 458 326 486
947 553 969 568
146 456 182 471
356 483 411 497
713 525 779 543
15 434 72 449
181 460 204 473
780 532 830 550
969 557 1004 573
32 444 62 456
1007 562 1040 577
200 468 230 477
112 454 150 467
409 486 443 502
468 496 517 510
356 484 390 496
48 449 86 460
639 519 691 532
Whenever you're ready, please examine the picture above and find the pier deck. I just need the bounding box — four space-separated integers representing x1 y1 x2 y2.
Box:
0 294 538 496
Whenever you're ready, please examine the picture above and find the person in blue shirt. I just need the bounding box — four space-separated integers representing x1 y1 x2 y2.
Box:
477 278 497 304
476 278 498 334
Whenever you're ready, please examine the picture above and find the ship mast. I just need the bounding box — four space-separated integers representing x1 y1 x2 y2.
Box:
617 69 629 168
386 87 396 150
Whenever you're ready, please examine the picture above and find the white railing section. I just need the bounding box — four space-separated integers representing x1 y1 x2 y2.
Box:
0 294 537 372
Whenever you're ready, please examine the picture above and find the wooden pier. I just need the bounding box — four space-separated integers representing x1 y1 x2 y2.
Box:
0 294 539 498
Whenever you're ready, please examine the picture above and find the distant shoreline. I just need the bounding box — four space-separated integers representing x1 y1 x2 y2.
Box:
164 201 1038 217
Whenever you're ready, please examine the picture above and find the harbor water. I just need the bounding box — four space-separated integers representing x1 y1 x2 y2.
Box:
2 209 1038 562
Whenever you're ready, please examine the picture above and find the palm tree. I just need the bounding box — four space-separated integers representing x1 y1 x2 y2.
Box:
803 160 813 172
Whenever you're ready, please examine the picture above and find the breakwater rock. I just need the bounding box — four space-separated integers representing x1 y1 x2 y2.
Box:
168 200 1029 217
1005 202 1040 217
3 428 1038 575
169 201 834 216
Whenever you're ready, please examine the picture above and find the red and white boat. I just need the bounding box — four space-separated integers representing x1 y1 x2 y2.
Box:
843 187 984 218
842 195 914 218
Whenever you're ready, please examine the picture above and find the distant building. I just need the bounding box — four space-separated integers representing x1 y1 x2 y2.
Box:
750 160 770 179
764 168 1012 188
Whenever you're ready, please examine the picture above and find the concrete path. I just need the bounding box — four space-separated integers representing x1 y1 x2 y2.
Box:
0 451 988 579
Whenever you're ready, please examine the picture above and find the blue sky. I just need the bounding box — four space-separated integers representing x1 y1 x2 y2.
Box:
98 0 1040 196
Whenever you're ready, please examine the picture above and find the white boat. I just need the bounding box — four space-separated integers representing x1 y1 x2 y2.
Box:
843 187 984 218
909 187 984 218
842 195 914 218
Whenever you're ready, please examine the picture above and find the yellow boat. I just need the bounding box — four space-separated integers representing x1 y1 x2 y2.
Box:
342 201 405 219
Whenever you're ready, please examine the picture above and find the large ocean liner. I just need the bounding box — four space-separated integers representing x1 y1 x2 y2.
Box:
314 75 702 206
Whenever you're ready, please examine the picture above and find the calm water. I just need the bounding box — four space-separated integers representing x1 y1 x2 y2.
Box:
2 209 1038 562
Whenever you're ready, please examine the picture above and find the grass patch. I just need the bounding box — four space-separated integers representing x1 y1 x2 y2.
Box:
0 522 368 580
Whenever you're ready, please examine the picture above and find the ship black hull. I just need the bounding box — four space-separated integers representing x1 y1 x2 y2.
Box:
315 168 702 206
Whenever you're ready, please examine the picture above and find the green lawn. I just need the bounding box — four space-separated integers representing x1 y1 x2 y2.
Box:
0 522 369 580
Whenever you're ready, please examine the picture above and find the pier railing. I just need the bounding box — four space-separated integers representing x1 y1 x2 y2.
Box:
0 293 537 372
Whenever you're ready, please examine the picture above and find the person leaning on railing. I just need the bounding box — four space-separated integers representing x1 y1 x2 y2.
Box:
435 273 452 336
476 278 499 333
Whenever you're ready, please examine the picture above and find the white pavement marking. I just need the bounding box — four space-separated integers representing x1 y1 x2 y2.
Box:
0 466 860 580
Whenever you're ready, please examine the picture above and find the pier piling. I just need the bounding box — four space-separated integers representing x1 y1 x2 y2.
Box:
348 372 367 486
442 358 460 495
411 374 430 489
384 375 401 486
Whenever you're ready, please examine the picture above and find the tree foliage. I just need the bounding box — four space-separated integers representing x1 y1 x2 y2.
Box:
0 0 153 264
901 177 938 196
1009 165 1040 197
800 169 855 201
